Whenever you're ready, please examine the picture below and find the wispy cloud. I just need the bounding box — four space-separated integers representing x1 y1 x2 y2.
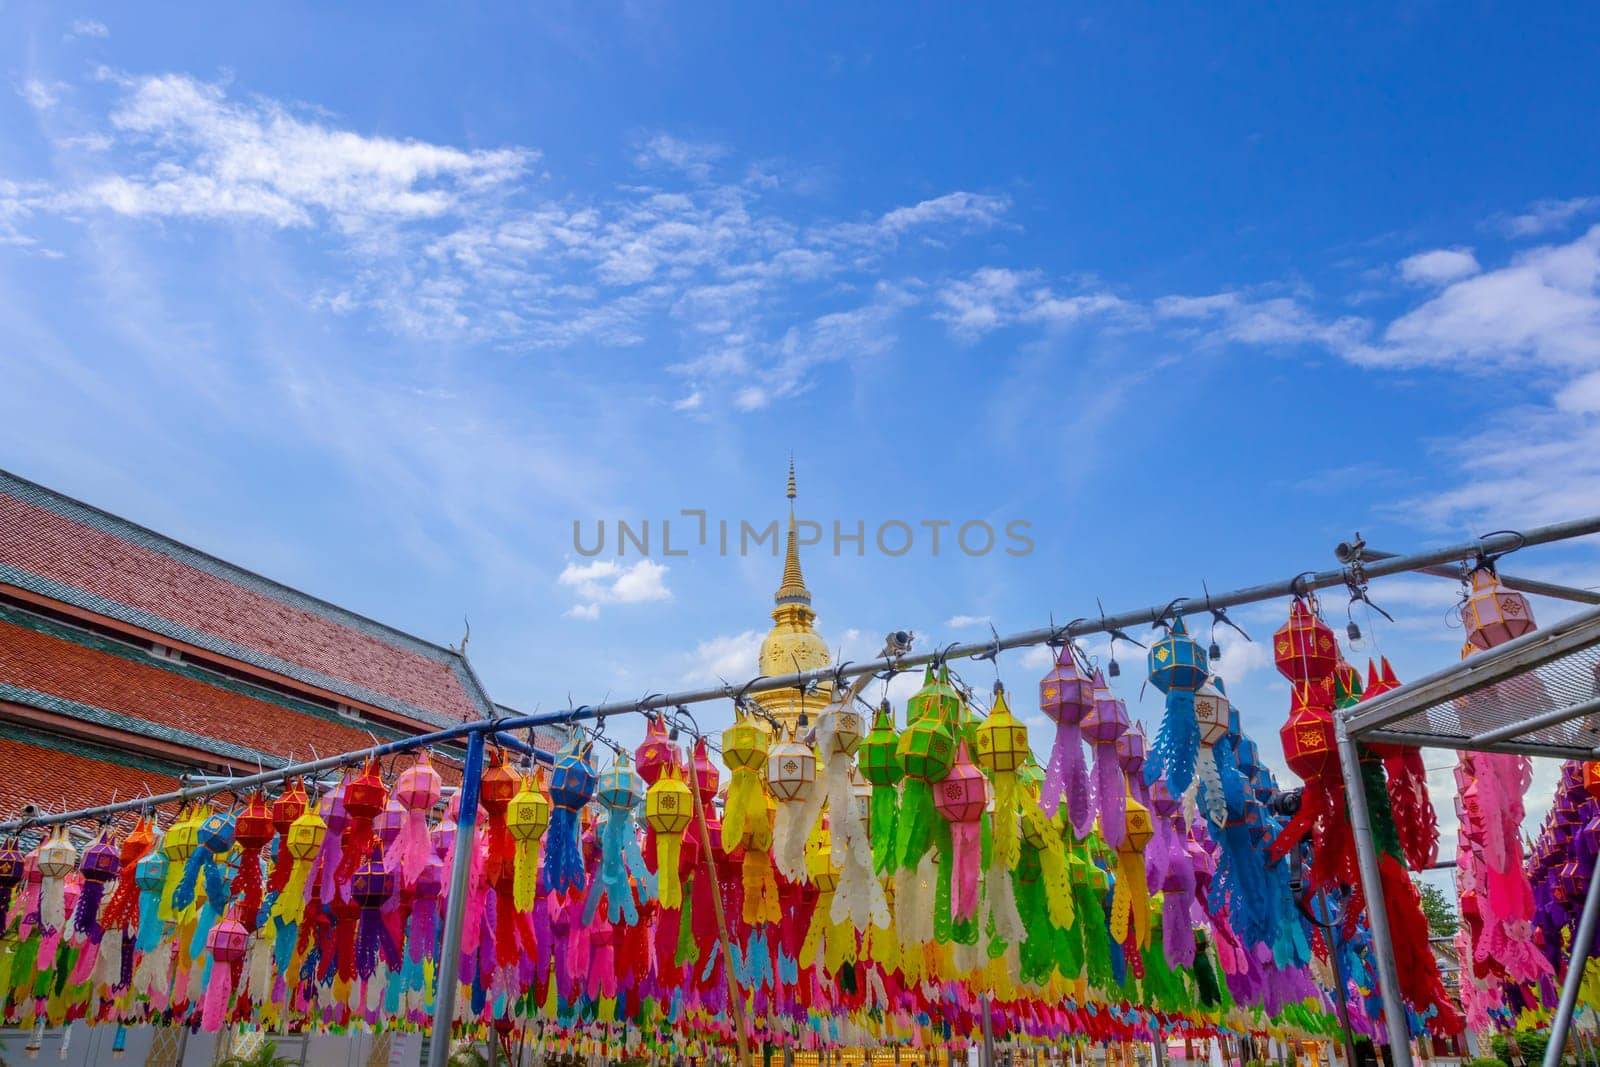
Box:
65 18 109 40
946 613 991 628
1499 195 1600 238
936 267 1126 339
633 133 727 182
18 79 64 111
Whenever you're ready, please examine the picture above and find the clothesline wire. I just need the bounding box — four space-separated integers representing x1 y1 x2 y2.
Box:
5 517 1597 836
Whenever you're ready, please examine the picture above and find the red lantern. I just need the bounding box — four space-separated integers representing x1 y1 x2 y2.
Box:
1274 598 1338 685
1462 566 1536 650
1279 683 1338 784
636 713 680 786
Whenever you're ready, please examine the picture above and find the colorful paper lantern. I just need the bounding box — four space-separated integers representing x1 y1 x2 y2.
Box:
1192 676 1231 826
1274 598 1337 686
1039 643 1096 835
645 766 694 908
935 741 987 924
508 770 551 910
859 699 902 876
270 804 327 925
200 913 249 1031
1083 670 1129 848
544 740 598 894
36 825 77 931
976 684 1030 873
636 713 680 786
1462 566 1536 650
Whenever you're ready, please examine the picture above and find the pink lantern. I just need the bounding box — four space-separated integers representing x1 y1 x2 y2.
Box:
934 741 986 922
635 713 680 786
1462 566 1536 650
201 914 249 1031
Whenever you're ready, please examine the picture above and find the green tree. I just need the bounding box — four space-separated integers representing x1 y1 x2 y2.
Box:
216 1040 296 1067
1413 876 1459 938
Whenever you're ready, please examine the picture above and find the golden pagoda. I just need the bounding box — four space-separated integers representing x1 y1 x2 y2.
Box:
753 461 832 732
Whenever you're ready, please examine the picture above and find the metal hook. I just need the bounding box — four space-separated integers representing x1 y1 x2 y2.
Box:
1150 596 1188 630
1475 529 1528 571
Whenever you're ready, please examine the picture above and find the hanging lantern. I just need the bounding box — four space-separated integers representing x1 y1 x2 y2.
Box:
894 665 959 871
1463 566 1537 650
229 794 273 927
390 751 442 891
768 728 818 803
543 739 597 894
859 699 903 876
270 804 328 925
1193 675 1232 826
645 765 694 909
1584 763 1600 803
200 913 250 1031
849 763 873 825
690 737 720 801
1039 643 1096 834
334 760 388 884
1145 614 1209 795
636 713 680 786
934 740 987 925
73 832 119 941
1274 598 1338 685
720 707 770 847
976 684 1030 873
351 848 396 979
0 838 26 931
1110 792 1155 950
1082 671 1129 848
267 780 309 897
36 825 78 931
507 770 551 910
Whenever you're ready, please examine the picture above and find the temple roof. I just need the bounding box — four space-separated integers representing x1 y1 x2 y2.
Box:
0 469 494 728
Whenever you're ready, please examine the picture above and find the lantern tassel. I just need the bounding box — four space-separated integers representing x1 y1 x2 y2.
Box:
200 958 233 1032
270 854 313 926
870 783 898 875
895 778 934 870
950 821 981 924
1093 742 1126 849
542 806 584 894
39 872 67 932
72 878 108 942
657 830 684 911
1146 690 1200 796
721 767 763 851
513 836 542 913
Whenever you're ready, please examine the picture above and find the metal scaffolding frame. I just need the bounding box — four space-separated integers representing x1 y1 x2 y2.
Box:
5 513 1600 1067
1339 603 1600 1067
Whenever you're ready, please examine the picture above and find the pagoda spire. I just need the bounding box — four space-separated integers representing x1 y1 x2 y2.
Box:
775 457 811 607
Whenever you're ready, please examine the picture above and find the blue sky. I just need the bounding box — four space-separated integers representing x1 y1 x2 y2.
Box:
4 3 1600 841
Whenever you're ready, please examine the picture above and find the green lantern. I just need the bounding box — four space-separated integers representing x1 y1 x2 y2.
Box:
893 665 959 870
860 699 902 875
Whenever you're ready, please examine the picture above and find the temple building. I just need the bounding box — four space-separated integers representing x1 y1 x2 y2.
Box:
751 464 833 733
0 469 562 822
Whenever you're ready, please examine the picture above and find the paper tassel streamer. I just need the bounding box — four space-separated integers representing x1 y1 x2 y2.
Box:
1083 672 1128 848
352 847 395 980
0 838 25 932
859 700 902 876
508 770 551 911
1039 644 1095 833
543 739 597 894
335 760 388 885
816 699 887 931
934 740 986 924
390 751 443 891
646 765 694 909
1145 614 1208 796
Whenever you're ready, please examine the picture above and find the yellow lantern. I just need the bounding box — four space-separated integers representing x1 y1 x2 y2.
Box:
975 683 1030 873
645 766 694 908
1110 792 1154 949
507 770 551 910
270 804 328 925
720 708 770 847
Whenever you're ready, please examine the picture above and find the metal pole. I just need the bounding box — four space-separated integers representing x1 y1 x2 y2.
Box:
1320 892 1360 1067
1334 724 1412 1067
983 995 997 1067
427 729 487 1067
1336 545 1600 606
1544 856 1600 1067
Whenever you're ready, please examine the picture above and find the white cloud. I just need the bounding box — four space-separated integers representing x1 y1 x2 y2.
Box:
19 79 64 110
1399 247 1480 286
946 613 991 628
1371 225 1600 370
70 73 529 227
875 191 1010 237
558 558 672 618
633 134 727 182
680 630 764 686
935 267 1125 340
1501 196 1600 237
66 18 109 39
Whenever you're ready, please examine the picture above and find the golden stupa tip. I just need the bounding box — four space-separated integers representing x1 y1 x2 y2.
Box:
787 455 796 500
